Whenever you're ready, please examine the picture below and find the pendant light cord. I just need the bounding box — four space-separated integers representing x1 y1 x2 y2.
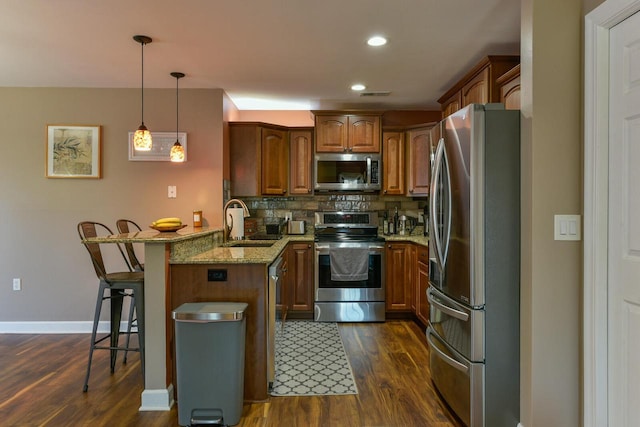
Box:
176 74 179 140
141 41 145 126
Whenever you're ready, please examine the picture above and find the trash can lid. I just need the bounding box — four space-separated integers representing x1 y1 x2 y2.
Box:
172 302 248 322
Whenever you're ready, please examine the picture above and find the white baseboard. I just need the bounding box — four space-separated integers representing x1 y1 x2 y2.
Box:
140 384 175 411
0 321 134 334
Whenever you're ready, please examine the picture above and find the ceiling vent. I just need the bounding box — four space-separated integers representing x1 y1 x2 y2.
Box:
360 91 391 97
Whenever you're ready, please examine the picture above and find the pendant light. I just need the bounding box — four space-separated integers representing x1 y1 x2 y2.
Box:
170 72 185 162
133 35 152 151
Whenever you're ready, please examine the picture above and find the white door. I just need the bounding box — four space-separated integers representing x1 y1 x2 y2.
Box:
608 10 640 427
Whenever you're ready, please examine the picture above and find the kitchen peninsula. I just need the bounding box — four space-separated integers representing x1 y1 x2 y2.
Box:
85 226 313 410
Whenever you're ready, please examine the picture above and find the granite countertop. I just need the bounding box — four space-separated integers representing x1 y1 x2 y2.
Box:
175 232 427 265
384 233 429 246
84 224 427 265
174 234 314 264
82 226 221 244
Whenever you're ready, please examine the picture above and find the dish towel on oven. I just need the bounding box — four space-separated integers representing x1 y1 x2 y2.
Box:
329 247 369 281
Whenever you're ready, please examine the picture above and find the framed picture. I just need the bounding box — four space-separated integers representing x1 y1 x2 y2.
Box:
128 131 187 161
46 125 102 178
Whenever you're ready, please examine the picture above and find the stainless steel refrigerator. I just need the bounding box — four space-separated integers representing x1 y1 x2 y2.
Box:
427 104 520 427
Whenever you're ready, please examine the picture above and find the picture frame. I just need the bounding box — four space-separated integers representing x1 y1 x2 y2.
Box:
128 131 187 161
46 125 102 179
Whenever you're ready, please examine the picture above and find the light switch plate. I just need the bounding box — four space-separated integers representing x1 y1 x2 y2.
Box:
168 185 177 198
554 214 581 241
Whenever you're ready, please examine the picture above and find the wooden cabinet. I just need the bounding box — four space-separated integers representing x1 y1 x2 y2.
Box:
405 125 434 196
385 242 415 312
285 242 314 314
229 123 288 197
261 127 288 195
382 131 405 195
497 64 521 110
440 91 462 119
438 55 520 117
415 245 430 326
314 112 381 153
462 66 490 106
289 128 313 195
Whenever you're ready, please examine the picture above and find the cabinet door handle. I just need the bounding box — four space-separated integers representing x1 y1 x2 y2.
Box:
409 189 414 193
308 189 312 193
308 244 312 249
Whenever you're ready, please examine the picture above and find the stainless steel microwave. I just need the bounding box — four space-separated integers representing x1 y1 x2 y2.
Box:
314 153 381 192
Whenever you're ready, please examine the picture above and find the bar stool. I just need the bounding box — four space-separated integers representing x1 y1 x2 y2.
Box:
77 221 145 392
115 219 144 364
115 219 144 271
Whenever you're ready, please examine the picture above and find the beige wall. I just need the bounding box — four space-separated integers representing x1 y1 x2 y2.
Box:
0 87 226 322
520 0 583 426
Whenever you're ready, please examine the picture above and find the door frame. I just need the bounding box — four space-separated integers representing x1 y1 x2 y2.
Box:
584 1 640 426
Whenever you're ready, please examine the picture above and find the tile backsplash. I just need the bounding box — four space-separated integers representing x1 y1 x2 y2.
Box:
239 194 427 234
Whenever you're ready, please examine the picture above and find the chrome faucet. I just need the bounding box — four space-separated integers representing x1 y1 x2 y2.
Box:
223 198 250 242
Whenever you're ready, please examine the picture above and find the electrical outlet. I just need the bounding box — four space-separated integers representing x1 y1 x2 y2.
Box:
13 278 21 291
418 212 425 224
284 212 292 221
168 185 177 198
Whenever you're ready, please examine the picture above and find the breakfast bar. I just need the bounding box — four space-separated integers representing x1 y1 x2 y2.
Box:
85 226 313 410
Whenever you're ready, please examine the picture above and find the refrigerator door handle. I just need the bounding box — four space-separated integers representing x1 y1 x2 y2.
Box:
430 137 447 271
427 287 469 321
426 327 469 374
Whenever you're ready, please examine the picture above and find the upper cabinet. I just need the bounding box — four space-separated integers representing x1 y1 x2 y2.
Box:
314 112 381 153
229 123 289 197
438 55 520 118
382 123 435 197
261 127 288 196
405 125 434 197
382 131 405 195
289 128 314 195
497 64 521 110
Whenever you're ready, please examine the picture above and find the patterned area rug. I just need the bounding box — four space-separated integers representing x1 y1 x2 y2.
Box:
271 321 358 396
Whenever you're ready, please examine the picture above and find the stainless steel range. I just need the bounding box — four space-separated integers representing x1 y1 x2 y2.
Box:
314 211 385 322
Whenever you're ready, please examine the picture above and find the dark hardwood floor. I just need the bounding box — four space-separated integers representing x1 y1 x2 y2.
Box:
0 320 463 427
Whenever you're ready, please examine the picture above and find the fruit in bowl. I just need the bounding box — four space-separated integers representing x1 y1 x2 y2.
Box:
150 217 186 232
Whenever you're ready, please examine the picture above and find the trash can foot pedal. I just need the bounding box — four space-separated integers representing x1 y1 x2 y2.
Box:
191 408 225 426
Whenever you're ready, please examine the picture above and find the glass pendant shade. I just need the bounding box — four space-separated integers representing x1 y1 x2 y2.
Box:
170 141 184 162
133 35 152 151
134 124 152 151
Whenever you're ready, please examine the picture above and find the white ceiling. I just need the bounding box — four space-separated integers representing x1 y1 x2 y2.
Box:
0 0 520 110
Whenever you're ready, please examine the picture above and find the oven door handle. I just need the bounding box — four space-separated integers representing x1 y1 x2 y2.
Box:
315 243 384 251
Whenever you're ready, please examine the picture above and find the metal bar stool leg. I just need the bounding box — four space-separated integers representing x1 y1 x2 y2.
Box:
83 282 107 392
123 294 136 364
109 289 125 373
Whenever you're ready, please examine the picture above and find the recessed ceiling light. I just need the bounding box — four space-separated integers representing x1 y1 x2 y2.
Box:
351 84 366 91
367 36 387 47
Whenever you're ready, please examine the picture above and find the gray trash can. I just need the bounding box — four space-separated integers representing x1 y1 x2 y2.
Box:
172 302 248 427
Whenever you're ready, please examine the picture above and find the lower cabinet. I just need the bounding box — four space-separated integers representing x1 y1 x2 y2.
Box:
415 245 430 326
285 242 314 315
385 242 415 312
